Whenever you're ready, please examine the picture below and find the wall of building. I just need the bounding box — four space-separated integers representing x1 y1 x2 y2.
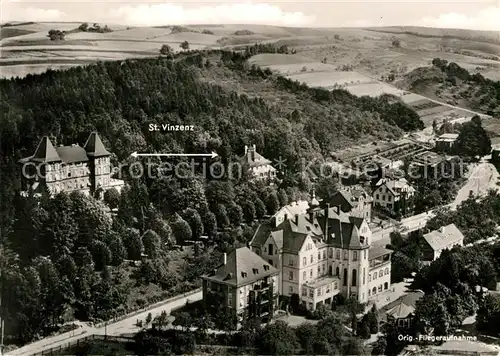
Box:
368 263 391 299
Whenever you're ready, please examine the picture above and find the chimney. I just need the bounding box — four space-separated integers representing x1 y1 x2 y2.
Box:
439 226 445 234
244 145 248 155
294 214 299 225
324 203 330 240
251 146 255 161
253 144 256 151
223 252 227 265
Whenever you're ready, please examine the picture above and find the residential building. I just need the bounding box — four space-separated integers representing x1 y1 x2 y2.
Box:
250 199 393 311
19 132 124 197
435 133 459 153
372 178 415 214
202 247 279 327
421 224 464 262
239 145 276 181
327 186 373 222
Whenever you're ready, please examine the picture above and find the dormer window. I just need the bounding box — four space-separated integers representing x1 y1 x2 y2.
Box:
241 272 247 278
252 268 259 274
263 265 269 271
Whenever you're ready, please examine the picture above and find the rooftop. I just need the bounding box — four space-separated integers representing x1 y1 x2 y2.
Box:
20 132 110 164
386 302 415 319
437 133 459 142
251 205 371 253
203 247 278 287
368 246 393 260
304 276 339 289
376 178 415 196
240 145 274 169
423 223 464 251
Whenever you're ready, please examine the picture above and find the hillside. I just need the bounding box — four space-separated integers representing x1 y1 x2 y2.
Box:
397 59 500 117
2 22 500 83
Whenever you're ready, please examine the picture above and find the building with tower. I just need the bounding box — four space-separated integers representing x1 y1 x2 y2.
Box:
239 145 276 181
19 132 124 197
250 194 392 311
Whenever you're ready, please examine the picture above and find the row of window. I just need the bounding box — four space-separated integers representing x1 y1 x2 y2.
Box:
289 249 368 268
299 281 339 298
376 194 392 202
368 282 389 296
368 267 390 282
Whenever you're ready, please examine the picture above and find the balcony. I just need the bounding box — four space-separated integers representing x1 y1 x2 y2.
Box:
369 256 391 269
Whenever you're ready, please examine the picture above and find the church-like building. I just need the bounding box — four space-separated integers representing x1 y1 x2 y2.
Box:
19 132 124 197
250 195 392 311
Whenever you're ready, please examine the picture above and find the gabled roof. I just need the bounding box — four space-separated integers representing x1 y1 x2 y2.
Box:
386 302 415 319
203 247 278 287
239 146 273 169
375 178 415 196
251 204 371 253
84 132 111 157
55 145 89 163
30 136 61 163
423 223 464 251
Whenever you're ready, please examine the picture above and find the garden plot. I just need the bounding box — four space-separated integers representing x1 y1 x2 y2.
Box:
401 93 428 104
345 82 405 97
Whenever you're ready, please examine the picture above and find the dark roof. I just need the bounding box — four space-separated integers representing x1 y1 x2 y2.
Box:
203 247 278 287
240 146 273 168
55 145 89 163
382 291 424 314
252 206 371 253
29 136 61 163
250 221 273 248
369 246 393 260
84 132 110 157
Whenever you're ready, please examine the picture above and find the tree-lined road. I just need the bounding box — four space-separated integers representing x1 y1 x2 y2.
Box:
6 290 203 356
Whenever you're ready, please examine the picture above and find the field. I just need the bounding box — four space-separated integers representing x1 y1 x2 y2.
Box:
1 22 499 138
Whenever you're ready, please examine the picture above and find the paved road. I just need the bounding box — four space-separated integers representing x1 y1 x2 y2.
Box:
6 290 203 356
451 162 499 210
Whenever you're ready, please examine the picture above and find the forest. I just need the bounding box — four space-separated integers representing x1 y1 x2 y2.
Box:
0 49 424 346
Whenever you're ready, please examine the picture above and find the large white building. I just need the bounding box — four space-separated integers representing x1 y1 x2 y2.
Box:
19 132 124 197
250 200 392 311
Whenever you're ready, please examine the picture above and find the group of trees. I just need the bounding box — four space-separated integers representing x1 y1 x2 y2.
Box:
47 29 66 41
0 48 426 346
430 58 500 116
78 22 113 33
427 190 500 244
454 115 492 160
132 314 368 355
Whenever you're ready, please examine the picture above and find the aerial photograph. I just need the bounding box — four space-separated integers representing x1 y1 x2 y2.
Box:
1 0 500 355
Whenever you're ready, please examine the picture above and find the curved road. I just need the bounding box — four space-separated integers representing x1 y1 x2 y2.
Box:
6 290 202 356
